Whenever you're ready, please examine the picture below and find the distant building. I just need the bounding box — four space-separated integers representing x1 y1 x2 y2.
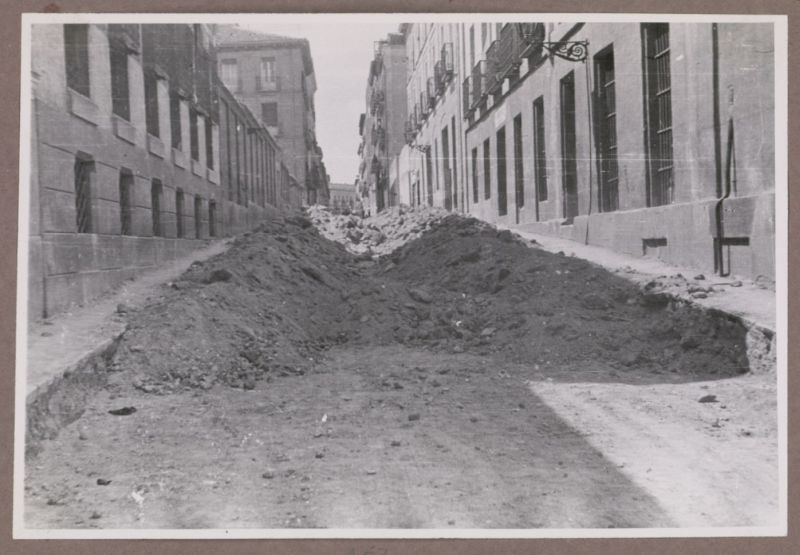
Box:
327 182 357 214
214 25 330 206
356 33 407 215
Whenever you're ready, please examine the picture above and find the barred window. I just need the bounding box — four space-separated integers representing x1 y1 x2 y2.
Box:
643 23 674 207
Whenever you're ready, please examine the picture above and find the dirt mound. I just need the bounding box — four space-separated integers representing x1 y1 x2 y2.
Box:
110 211 751 395
307 204 449 256
380 215 751 378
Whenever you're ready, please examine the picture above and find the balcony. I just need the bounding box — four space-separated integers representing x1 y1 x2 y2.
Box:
404 120 414 145
471 60 487 108
518 23 546 62
462 76 473 118
496 24 524 82
370 89 385 116
485 40 503 95
434 61 445 96
441 43 454 82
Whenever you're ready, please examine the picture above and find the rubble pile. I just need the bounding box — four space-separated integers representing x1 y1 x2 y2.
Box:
110 210 751 395
307 204 450 256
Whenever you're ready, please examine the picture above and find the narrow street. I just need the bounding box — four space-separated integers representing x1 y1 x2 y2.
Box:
23 208 778 529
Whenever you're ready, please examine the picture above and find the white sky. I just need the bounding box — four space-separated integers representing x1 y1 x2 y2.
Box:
241 22 401 185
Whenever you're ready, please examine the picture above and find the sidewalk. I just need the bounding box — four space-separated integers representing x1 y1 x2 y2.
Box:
498 225 776 334
25 239 233 403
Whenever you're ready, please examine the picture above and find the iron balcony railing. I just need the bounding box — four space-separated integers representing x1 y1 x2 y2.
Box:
404 120 414 145
462 75 473 118
471 59 487 108
434 61 445 96
441 43 454 81
426 77 436 106
519 22 546 62
485 40 503 95
496 23 524 81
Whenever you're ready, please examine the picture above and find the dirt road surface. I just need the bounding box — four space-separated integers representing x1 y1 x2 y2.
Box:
24 208 778 530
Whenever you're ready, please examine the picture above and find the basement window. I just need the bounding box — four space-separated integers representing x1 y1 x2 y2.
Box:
194 195 202 238
74 157 94 233
119 170 133 235
151 179 162 237
208 200 217 237
176 189 184 238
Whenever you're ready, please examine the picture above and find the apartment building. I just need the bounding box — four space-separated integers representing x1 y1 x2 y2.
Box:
214 25 330 206
356 33 407 215
402 23 467 213
460 22 775 280
27 23 297 319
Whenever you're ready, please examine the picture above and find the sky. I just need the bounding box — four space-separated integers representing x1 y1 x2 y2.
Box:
241 22 401 185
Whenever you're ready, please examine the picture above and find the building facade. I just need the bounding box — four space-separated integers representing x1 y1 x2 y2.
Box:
400 21 774 280
28 23 295 319
356 33 407 215
402 23 467 212
327 182 357 214
214 25 330 206
460 22 774 280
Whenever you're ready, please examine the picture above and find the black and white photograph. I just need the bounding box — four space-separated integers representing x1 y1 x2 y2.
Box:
14 13 787 538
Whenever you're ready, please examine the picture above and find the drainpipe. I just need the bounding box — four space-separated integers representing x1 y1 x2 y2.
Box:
583 44 593 245
711 23 736 276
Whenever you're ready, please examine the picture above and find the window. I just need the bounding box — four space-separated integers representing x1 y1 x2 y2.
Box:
151 180 162 236
481 23 488 46
471 147 479 203
220 59 239 91
433 139 439 191
261 102 278 127
483 138 491 200
513 113 524 210
259 57 277 89
560 71 578 221
643 23 673 207
206 120 214 169
451 116 458 210
496 126 507 216
194 195 202 238
110 43 130 120
190 109 199 161
532 96 548 203
170 92 182 150
208 200 217 237
74 158 93 233
441 126 451 208
176 189 184 238
64 24 90 97
144 70 159 137
595 47 619 212
469 25 475 69
119 170 133 235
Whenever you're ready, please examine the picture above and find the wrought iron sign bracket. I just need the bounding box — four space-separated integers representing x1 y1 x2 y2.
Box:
541 40 589 62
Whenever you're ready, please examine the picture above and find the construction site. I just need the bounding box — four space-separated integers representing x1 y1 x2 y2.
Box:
22 205 778 529
18 18 780 534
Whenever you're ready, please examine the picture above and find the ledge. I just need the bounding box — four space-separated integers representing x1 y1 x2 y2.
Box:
172 148 188 169
67 89 100 126
112 115 137 145
207 168 220 185
147 134 165 159
191 159 205 177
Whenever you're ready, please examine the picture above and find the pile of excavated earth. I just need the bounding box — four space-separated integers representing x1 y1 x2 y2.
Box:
108 205 753 395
